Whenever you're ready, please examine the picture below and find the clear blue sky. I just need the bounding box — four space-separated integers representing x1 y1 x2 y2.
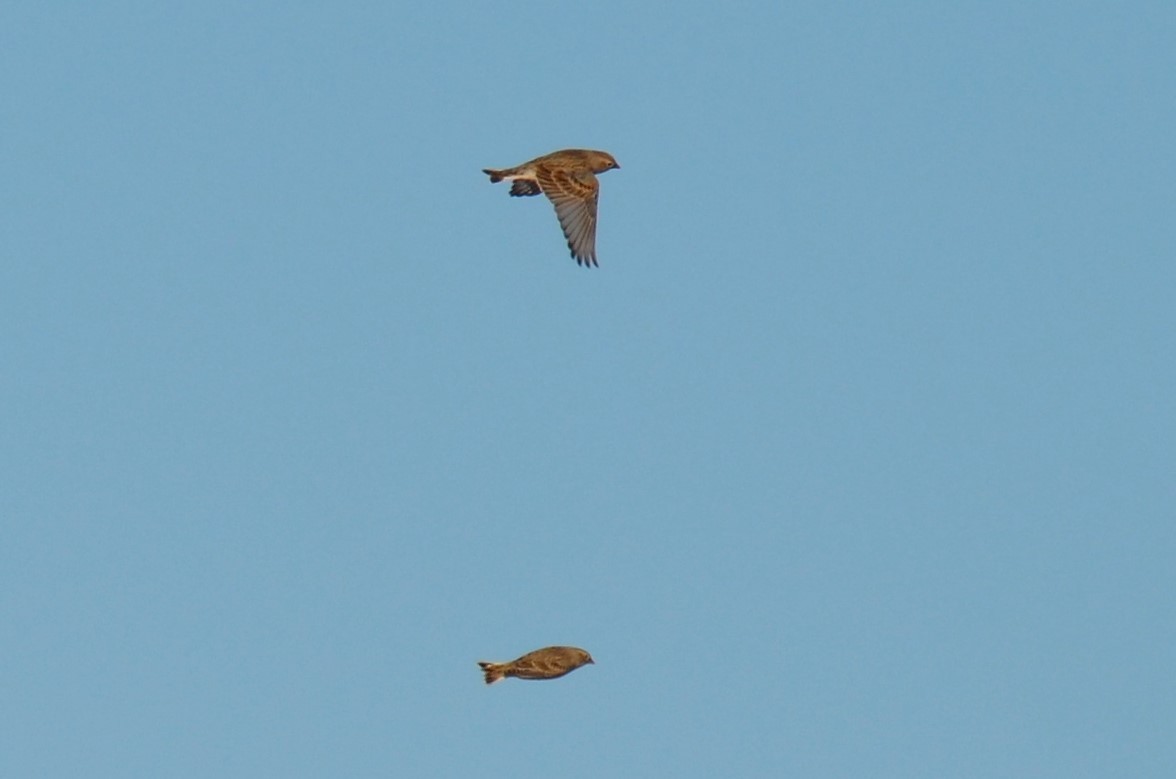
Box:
3 2 1174 776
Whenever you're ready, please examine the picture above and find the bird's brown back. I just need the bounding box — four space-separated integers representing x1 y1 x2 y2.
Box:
477 645 594 684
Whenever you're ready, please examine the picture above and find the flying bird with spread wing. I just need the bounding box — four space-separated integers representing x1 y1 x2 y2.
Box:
477 645 595 685
483 149 620 267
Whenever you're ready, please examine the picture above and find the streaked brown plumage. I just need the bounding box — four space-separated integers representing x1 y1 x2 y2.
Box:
477 645 595 685
482 149 620 267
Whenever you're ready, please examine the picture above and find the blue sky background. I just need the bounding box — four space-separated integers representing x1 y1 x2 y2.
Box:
3 2 1174 776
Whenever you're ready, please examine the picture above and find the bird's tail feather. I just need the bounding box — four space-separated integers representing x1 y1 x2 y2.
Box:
478 661 508 685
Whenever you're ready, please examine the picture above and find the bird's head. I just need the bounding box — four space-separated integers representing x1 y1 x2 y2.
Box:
592 152 620 173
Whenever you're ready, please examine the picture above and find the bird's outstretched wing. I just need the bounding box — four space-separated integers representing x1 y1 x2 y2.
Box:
509 179 542 197
536 166 600 267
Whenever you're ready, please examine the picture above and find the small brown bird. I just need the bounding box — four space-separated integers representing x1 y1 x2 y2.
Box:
483 149 620 267
477 645 595 685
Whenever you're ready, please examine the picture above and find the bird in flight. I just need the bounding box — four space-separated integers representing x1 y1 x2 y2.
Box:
477 645 595 684
483 149 620 267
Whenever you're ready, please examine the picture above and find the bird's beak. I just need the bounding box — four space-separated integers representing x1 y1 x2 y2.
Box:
588 657 595 664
